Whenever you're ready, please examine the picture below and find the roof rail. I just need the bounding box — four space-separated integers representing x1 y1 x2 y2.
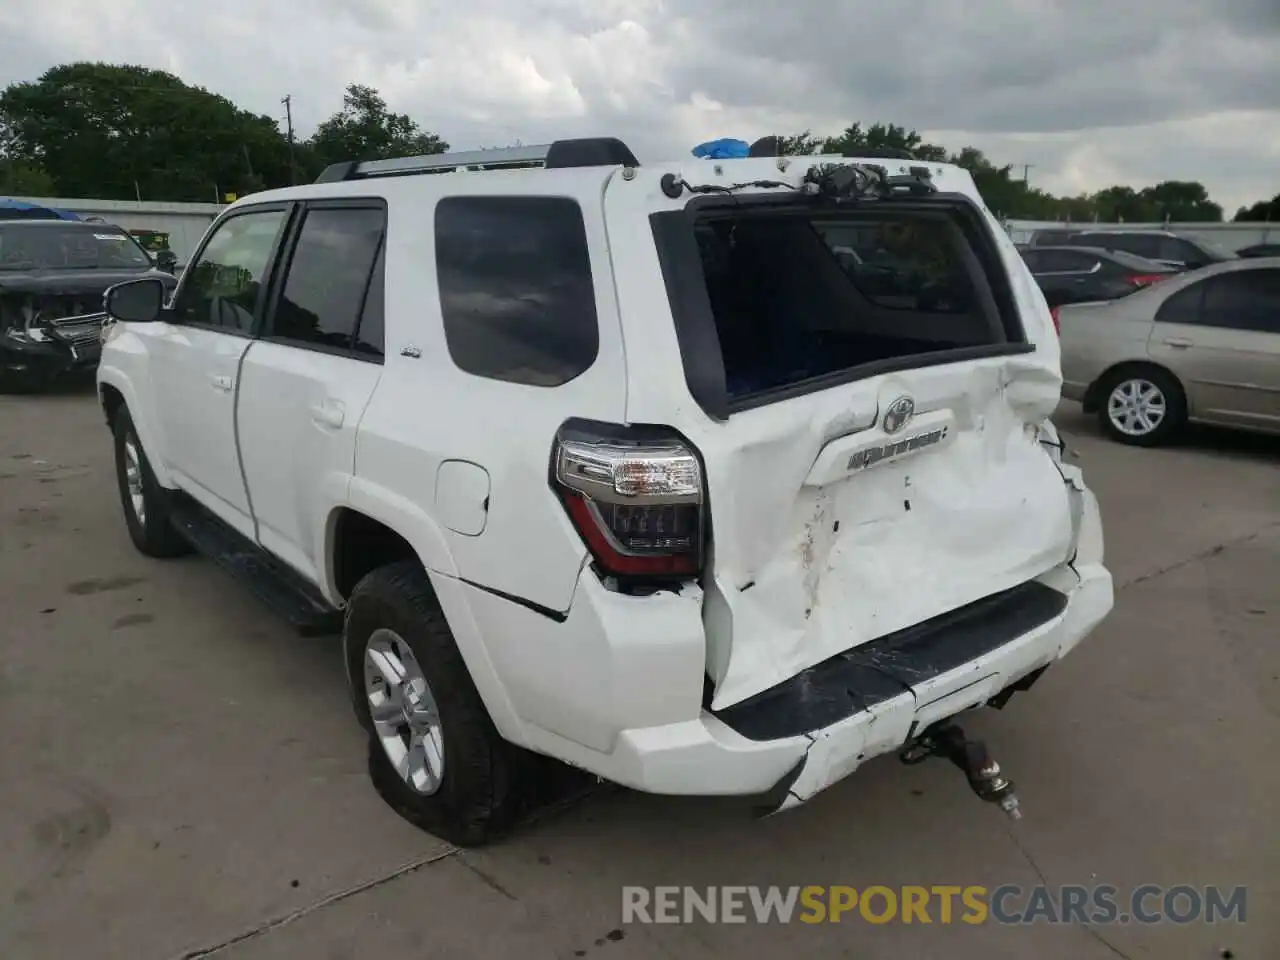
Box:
842 147 917 161
314 137 640 184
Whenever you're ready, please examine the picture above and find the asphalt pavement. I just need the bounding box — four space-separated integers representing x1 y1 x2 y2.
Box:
1 388 1276 959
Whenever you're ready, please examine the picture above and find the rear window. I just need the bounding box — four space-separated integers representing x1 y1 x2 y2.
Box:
661 206 1017 405
435 196 599 386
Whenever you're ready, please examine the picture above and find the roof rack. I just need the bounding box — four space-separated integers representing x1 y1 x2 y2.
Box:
314 137 641 184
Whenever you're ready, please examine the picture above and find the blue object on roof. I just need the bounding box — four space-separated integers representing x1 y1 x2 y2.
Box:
0 197 82 221
692 138 752 160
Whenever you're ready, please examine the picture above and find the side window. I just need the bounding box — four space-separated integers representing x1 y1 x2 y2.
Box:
1020 250 1044 272
173 209 287 333
1154 281 1206 325
1038 250 1096 273
436 196 600 386
1118 235 1160 259
352 242 385 358
1158 236 1205 266
269 205 386 356
1202 269 1280 333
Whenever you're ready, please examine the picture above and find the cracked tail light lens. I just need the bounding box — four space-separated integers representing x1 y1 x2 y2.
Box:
554 434 705 579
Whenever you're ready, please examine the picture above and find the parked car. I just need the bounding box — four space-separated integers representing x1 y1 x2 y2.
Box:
1026 228 1080 247
1065 229 1236 272
0 198 82 221
96 138 1113 845
1020 245 1175 307
1057 257 1280 445
1 220 178 391
1236 243 1280 259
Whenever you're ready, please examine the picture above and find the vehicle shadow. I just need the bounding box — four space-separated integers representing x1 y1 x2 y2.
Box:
0 373 98 399
1055 400 1280 465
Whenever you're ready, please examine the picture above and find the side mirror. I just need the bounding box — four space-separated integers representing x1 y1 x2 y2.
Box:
105 277 166 324
156 249 178 273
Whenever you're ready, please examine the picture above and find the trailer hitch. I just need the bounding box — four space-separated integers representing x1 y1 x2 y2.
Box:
900 722 1022 820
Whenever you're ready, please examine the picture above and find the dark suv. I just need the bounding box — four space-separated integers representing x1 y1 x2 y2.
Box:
1065 230 1236 272
1 220 178 390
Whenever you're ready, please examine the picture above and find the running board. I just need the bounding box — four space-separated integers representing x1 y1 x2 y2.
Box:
166 494 344 636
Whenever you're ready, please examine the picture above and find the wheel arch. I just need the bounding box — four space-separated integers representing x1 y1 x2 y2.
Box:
326 490 529 748
96 368 174 487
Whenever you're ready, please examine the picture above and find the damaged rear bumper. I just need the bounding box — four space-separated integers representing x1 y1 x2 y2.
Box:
495 558 1112 807
759 561 1112 811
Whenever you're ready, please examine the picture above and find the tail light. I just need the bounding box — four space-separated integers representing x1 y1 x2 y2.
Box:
1049 306 1060 335
1127 274 1167 288
552 422 706 581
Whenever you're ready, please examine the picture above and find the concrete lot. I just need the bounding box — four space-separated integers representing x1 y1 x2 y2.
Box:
1 389 1276 960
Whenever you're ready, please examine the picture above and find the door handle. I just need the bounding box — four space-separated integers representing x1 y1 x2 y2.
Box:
211 374 234 392
310 400 345 428
1162 337 1193 349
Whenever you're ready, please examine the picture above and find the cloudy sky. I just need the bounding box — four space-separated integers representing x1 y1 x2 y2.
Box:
2 0 1278 213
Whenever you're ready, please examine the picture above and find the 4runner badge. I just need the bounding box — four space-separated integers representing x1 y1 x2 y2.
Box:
882 396 915 435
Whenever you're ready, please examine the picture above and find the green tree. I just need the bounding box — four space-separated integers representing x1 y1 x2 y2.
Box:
1233 193 1280 222
0 62 293 201
774 130 823 155
306 84 448 171
820 122 948 161
768 119 1226 223
1138 181 1221 222
0 159 55 195
1089 186 1155 222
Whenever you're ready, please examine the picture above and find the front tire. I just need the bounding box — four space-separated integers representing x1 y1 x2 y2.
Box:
1095 365 1186 447
112 408 191 557
345 561 527 847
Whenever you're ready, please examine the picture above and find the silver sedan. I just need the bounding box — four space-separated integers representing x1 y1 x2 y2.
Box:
1056 257 1280 446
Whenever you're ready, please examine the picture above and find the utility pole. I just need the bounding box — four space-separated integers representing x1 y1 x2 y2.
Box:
1021 163 1034 185
282 94 297 184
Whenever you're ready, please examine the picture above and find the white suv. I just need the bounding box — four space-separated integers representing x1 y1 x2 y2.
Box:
96 138 1113 845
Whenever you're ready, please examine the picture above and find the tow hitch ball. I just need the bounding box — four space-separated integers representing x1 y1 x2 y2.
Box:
899 722 1022 820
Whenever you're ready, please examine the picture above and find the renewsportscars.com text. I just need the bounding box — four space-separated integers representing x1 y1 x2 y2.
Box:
622 885 1247 926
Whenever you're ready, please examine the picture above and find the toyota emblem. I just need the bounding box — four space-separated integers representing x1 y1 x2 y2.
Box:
882 396 915 435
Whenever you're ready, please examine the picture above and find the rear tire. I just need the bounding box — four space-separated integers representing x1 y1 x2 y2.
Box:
1094 365 1186 447
345 561 529 847
112 408 192 558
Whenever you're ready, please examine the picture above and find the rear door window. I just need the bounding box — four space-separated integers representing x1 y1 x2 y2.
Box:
1155 281 1206 325
267 204 386 358
1201 269 1280 333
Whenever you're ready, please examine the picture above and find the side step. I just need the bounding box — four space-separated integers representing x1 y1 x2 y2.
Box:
167 494 344 637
